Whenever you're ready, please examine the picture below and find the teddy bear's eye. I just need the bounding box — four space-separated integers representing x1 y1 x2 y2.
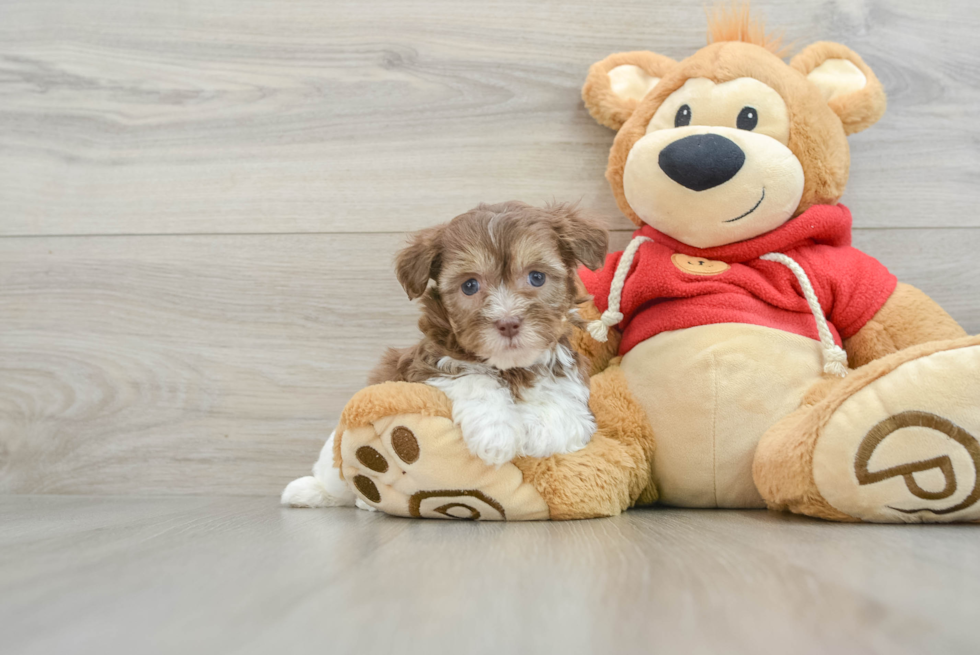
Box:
674 104 692 128
737 106 758 131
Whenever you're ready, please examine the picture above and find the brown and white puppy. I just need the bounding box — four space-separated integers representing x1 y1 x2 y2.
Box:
281 201 608 508
370 200 609 465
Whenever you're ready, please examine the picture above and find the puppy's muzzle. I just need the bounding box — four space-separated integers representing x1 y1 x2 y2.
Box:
658 133 746 192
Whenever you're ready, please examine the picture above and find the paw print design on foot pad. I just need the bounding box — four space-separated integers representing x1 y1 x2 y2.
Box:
338 413 549 521
811 341 980 523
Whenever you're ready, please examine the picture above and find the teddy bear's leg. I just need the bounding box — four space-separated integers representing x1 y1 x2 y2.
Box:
335 365 655 520
513 363 657 519
753 335 980 523
333 381 548 520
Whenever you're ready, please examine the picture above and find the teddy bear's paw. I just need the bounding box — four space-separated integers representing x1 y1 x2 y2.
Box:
338 413 551 521
811 339 980 523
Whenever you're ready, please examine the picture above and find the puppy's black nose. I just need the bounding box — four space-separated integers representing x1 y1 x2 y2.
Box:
658 134 745 191
495 317 522 338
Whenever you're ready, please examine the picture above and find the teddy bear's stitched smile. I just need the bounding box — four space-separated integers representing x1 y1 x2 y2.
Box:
723 187 766 223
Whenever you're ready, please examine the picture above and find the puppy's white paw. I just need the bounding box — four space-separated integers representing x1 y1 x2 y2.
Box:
282 430 357 508
354 498 378 512
281 475 354 508
463 424 522 466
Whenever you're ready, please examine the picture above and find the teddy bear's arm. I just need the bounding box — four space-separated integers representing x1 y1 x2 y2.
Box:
570 295 621 375
843 282 967 369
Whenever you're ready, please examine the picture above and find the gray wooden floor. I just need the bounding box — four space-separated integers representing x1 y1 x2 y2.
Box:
2 496 979 655
2 1 980 652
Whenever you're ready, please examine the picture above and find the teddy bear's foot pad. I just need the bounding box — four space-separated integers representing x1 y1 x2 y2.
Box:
339 414 550 520
812 342 980 523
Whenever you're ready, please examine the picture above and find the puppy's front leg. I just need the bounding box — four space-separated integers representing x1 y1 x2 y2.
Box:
427 375 523 466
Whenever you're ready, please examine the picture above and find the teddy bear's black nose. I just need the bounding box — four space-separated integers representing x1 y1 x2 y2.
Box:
658 134 746 191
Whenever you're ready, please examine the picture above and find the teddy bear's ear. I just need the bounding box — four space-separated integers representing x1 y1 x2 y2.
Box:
582 51 678 130
791 42 887 135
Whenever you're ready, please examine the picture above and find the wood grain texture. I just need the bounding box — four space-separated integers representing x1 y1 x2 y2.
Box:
0 233 415 494
2 496 979 655
3 3 978 649
1 0 979 235
1 229 978 496
1 0 979 496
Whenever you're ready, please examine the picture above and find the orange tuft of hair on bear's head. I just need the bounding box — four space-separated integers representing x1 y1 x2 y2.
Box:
706 2 792 58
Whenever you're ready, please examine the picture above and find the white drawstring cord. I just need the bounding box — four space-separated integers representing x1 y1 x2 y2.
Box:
760 252 849 378
587 241 848 378
587 236 652 342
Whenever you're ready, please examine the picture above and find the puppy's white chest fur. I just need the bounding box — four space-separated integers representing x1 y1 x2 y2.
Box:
426 345 595 465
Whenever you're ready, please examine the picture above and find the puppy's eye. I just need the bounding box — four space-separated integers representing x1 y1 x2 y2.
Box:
737 106 758 131
674 104 692 128
528 271 545 287
461 278 480 296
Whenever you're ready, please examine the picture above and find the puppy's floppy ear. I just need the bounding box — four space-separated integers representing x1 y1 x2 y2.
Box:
791 42 886 135
395 224 444 300
582 51 677 130
547 204 609 271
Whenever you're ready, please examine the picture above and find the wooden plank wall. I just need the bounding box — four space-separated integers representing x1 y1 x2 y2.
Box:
1 0 978 495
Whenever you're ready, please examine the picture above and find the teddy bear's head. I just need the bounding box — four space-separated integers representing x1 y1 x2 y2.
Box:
582 7 887 249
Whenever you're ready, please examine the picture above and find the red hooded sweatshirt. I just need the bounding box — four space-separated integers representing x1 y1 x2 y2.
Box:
579 204 897 356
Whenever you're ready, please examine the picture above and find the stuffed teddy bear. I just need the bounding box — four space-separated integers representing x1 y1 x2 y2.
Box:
330 8 980 523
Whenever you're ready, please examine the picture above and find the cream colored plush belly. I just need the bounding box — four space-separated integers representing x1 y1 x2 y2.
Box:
620 324 825 508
